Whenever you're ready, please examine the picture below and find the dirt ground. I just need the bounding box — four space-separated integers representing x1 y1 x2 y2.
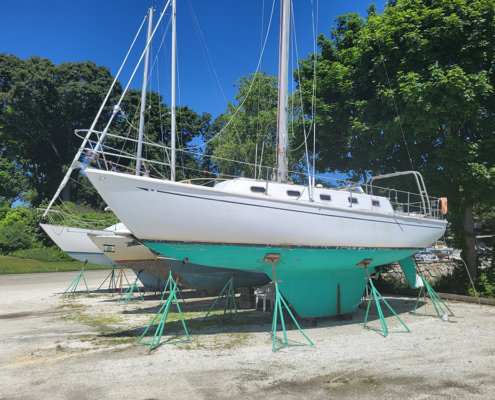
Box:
1 270 494 400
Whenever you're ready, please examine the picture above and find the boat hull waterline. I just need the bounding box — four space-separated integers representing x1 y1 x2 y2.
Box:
84 169 447 317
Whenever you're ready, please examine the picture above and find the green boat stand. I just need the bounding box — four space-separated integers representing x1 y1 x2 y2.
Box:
202 274 238 323
97 267 117 292
117 271 145 304
63 261 90 296
359 260 410 337
158 278 185 305
265 254 314 352
137 272 190 351
143 276 165 297
412 272 454 318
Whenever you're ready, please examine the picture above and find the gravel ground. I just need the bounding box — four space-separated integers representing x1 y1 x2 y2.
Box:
1 270 494 400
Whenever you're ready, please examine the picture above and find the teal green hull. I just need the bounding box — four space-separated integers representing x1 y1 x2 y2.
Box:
144 242 418 318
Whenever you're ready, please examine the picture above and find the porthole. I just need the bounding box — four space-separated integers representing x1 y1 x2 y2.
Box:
348 197 358 204
287 190 301 197
251 186 266 194
320 194 331 201
372 200 380 207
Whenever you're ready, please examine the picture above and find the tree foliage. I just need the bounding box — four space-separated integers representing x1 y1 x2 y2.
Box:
297 0 495 278
211 71 310 182
0 54 121 206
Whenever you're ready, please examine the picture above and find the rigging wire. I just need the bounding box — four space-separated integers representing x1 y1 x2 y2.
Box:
181 0 277 151
290 3 313 187
311 0 319 189
186 0 227 110
375 32 415 171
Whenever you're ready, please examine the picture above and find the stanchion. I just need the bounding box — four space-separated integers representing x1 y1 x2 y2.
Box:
264 254 314 352
202 272 237 322
117 270 144 304
412 272 454 318
359 259 410 337
63 261 90 296
137 270 190 352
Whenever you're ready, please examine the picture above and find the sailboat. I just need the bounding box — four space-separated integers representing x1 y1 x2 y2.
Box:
83 0 448 317
41 4 270 292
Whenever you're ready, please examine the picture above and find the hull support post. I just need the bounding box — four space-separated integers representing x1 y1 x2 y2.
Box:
97 267 117 292
202 272 238 323
117 271 144 304
359 260 410 337
264 254 314 351
63 261 90 296
143 275 165 297
412 272 454 318
137 271 190 351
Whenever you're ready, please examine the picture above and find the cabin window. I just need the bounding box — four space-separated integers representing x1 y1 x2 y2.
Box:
320 194 331 201
372 200 380 207
287 190 300 197
348 197 358 204
251 186 266 194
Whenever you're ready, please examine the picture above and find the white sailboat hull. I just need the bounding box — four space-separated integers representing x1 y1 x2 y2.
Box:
40 224 119 267
85 169 447 250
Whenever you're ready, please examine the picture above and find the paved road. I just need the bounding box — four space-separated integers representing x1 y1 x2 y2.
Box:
0 270 113 292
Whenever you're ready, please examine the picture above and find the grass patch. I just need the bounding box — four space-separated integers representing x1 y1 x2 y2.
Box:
0 255 111 275
65 311 125 327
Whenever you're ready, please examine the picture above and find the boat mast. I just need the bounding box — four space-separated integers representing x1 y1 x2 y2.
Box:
136 8 154 176
171 0 177 181
276 0 290 183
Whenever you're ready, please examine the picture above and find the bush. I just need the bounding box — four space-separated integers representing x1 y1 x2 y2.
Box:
11 246 74 262
433 259 495 298
0 221 31 254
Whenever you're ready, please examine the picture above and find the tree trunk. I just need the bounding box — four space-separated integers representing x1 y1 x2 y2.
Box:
463 204 478 280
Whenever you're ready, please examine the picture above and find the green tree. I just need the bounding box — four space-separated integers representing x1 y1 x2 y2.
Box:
211 71 309 181
297 0 495 279
0 54 121 206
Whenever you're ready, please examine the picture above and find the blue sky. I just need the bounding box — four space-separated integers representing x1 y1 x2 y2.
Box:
2 0 381 120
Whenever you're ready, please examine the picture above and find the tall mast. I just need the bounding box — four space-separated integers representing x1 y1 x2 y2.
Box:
136 8 154 176
276 0 290 183
170 0 177 181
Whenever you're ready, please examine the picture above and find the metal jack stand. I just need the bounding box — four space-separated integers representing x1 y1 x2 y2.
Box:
117 270 145 304
412 272 454 318
359 259 410 337
159 278 185 305
202 271 237 323
137 267 190 352
264 254 314 352
112 266 131 297
63 261 90 296
97 267 117 292
143 276 164 297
